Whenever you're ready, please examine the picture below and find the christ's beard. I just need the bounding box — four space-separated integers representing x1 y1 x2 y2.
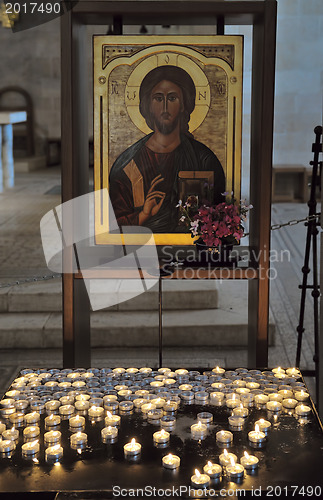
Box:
154 114 180 135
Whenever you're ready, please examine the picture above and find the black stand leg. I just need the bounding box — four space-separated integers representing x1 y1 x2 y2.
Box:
159 277 163 368
295 126 322 405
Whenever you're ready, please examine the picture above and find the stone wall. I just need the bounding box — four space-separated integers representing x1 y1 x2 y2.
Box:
0 0 322 177
0 17 60 155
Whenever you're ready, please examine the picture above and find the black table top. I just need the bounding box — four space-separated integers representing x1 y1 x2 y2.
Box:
1 368 322 499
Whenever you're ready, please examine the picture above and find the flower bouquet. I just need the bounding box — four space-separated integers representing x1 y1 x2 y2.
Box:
178 193 252 263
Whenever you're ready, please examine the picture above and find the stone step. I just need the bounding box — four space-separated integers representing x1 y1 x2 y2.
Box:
0 310 275 349
0 282 275 349
14 155 46 172
0 279 219 313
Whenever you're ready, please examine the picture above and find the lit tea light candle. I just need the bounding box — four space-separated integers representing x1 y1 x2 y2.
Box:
266 400 282 412
150 381 164 388
216 430 233 444
246 382 260 390
153 429 170 445
162 453 180 469
278 389 293 398
179 384 193 391
70 431 87 449
0 398 15 409
124 438 141 458
232 405 249 418
226 458 245 480
0 439 16 453
248 424 266 445
254 394 269 406
24 412 40 426
255 418 271 434
240 451 259 471
203 461 222 479
191 469 210 489
226 395 240 409
72 381 86 389
126 367 139 374
58 381 71 389
163 378 177 386
139 367 153 374
44 430 61 446
295 404 311 417
9 413 24 426
175 369 189 376
118 389 132 399
163 400 178 412
14 400 29 412
141 403 157 414
0 423 6 434
5 390 21 399
45 400 61 414
23 426 40 441
60 396 75 406
272 367 285 374
21 440 40 457
191 421 208 439
76 394 91 401
295 390 310 402
113 367 126 375
2 427 19 441
105 412 121 427
45 444 63 462
69 415 85 430
88 406 104 419
133 398 148 409
236 388 250 395
75 400 90 412
101 426 118 442
150 398 166 409
59 405 75 417
282 398 298 409
228 415 244 430
45 414 61 427
286 367 301 377
212 366 225 375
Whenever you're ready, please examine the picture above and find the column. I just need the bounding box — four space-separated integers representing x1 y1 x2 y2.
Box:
2 123 14 188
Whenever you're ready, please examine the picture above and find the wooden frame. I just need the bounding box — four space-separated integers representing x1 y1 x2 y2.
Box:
61 0 277 369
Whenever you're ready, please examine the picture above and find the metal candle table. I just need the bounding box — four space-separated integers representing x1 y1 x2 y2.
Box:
0 367 323 499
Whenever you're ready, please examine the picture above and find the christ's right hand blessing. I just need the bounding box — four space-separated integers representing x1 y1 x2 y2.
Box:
139 174 166 224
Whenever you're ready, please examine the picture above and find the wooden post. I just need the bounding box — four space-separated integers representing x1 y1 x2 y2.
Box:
61 10 90 368
248 0 277 368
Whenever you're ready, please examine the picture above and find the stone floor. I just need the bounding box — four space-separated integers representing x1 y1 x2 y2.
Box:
0 167 320 401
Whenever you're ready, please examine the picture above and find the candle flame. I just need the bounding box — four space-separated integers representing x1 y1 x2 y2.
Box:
244 451 250 459
197 421 202 428
90 405 97 411
230 457 236 466
207 461 213 466
195 469 200 477
131 438 136 445
259 419 264 424
106 411 112 418
224 449 228 456
52 444 61 451
255 424 260 432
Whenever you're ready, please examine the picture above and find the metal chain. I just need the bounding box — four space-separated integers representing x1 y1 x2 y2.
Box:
0 273 62 289
242 212 321 238
0 213 321 288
